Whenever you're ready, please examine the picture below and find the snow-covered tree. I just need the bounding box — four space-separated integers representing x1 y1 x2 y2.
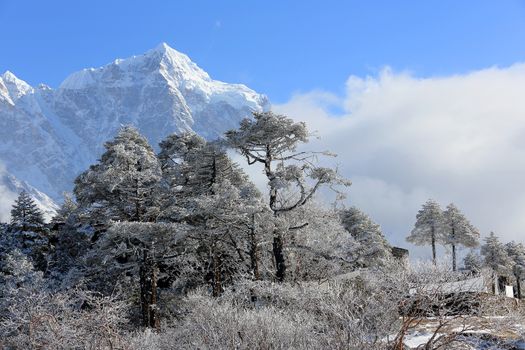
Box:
187 181 266 294
87 221 189 328
226 111 350 281
0 249 46 341
462 250 483 274
5 191 50 272
272 202 358 281
406 199 445 264
0 252 129 349
340 206 392 268
10 190 45 232
442 203 480 271
505 241 525 299
51 192 78 224
158 132 261 220
159 132 268 291
481 232 512 294
74 126 162 223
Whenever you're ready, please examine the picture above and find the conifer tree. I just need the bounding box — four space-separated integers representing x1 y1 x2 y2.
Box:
159 132 266 292
73 126 163 327
340 207 391 268
481 232 511 294
51 192 78 224
505 241 525 299
406 199 445 265
226 111 350 281
442 203 480 271
10 190 45 232
74 126 162 223
463 250 483 274
158 132 259 220
6 192 49 272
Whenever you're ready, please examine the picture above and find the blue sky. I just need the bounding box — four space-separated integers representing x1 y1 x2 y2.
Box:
1 0 525 103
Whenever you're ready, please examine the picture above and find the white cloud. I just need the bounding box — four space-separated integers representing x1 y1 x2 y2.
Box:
0 163 17 222
273 64 525 259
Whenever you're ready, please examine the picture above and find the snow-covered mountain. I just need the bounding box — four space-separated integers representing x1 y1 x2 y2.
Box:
0 43 269 213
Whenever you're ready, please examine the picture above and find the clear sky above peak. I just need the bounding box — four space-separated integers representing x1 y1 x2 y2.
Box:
1 0 525 103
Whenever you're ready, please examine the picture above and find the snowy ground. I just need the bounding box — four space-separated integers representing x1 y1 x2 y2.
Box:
402 316 525 349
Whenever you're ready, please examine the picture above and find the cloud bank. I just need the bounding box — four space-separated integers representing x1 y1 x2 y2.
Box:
273 64 525 259
0 164 17 222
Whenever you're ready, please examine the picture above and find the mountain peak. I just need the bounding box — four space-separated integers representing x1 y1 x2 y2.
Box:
0 70 33 99
153 42 171 53
60 43 212 89
143 42 211 80
149 42 185 59
2 70 17 80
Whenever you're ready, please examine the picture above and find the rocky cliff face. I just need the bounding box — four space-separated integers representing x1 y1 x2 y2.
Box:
0 43 269 211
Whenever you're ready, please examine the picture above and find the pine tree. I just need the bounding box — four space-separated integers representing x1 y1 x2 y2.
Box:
0 249 45 322
158 132 259 220
505 241 525 299
92 221 187 329
10 191 45 232
226 111 350 281
7 192 50 271
442 203 480 271
481 232 511 294
406 199 445 264
159 132 266 291
463 250 483 274
340 207 392 268
51 192 78 224
74 126 162 223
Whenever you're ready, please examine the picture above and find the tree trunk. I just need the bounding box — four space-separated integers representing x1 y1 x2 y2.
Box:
134 177 142 222
517 277 521 299
212 246 222 297
140 250 160 330
452 243 456 272
493 272 499 295
431 226 436 265
265 152 287 282
273 229 286 282
150 263 160 330
451 227 456 271
249 214 260 281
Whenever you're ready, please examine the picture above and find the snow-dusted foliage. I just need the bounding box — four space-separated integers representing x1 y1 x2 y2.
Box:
340 206 392 268
125 262 522 350
158 132 269 292
74 126 162 223
463 250 483 274
481 232 511 276
86 222 188 288
226 111 351 281
442 203 480 271
406 199 445 264
158 132 262 220
505 241 525 298
481 232 512 294
50 192 77 224
2 191 51 273
278 202 357 280
10 190 45 231
0 252 129 349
